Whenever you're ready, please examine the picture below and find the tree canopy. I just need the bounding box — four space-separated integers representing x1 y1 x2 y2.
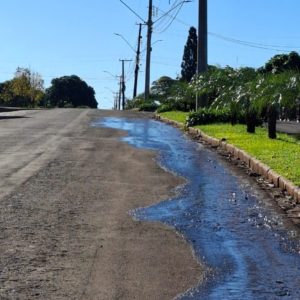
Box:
181 27 198 82
0 67 45 107
258 51 300 74
150 76 175 101
45 75 98 108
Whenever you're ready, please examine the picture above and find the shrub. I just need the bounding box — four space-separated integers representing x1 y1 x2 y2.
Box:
157 103 175 113
126 97 158 112
186 108 232 126
138 102 158 112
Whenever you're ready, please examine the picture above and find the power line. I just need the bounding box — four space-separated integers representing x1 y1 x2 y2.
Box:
153 0 190 34
153 0 188 24
209 32 300 52
119 0 146 23
153 5 300 52
156 2 185 34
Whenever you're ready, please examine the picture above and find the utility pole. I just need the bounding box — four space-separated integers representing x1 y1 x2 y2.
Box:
119 59 132 110
144 0 153 101
197 0 208 109
112 92 118 110
119 0 191 101
133 23 143 99
118 77 122 110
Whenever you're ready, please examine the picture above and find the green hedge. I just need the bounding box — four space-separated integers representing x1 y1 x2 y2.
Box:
186 108 232 126
138 102 158 112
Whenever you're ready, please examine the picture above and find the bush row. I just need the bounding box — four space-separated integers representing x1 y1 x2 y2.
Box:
184 107 264 128
186 108 232 126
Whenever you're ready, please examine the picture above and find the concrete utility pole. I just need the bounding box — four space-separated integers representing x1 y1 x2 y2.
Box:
119 59 132 110
118 77 122 110
144 0 153 101
197 0 208 109
113 92 119 110
133 23 143 99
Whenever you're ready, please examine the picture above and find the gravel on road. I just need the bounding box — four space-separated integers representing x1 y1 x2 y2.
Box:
0 109 203 299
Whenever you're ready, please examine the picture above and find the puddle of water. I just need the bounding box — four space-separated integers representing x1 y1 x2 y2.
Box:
94 117 300 300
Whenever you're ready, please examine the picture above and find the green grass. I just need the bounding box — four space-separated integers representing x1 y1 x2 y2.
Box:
159 111 189 124
159 111 300 187
196 124 300 186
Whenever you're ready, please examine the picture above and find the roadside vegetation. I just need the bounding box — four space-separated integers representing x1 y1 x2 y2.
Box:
128 28 300 140
159 112 300 186
0 68 98 108
196 124 300 186
127 27 300 187
160 111 188 124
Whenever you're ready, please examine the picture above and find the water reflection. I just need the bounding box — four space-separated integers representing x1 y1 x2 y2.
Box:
95 117 300 300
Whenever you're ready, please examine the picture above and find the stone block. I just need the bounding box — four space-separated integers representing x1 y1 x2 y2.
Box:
225 143 235 155
220 141 227 150
267 170 280 187
257 162 270 178
238 150 251 166
249 157 260 174
201 132 209 141
210 137 220 147
279 176 287 190
285 181 298 198
188 127 198 135
294 188 300 203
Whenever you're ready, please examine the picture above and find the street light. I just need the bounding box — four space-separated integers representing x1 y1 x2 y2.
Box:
103 70 119 79
114 33 136 53
104 71 122 110
140 39 163 54
114 28 143 99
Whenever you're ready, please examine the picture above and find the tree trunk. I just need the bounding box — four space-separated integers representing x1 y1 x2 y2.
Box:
268 104 277 139
246 109 256 133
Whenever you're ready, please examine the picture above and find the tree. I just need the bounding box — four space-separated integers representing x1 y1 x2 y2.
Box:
181 27 197 82
150 76 175 102
0 67 44 107
45 75 98 108
259 51 300 74
267 104 277 139
168 80 195 111
0 81 14 104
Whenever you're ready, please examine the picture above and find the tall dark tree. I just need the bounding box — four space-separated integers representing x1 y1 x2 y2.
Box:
181 27 198 82
45 75 98 108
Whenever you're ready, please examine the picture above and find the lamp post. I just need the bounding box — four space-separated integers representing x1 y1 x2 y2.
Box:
104 72 121 110
114 29 142 99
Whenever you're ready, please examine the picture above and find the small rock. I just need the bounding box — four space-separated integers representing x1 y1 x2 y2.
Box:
275 289 290 297
276 280 284 284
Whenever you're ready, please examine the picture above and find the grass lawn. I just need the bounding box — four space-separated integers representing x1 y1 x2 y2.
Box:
159 111 189 124
196 124 300 186
159 112 300 187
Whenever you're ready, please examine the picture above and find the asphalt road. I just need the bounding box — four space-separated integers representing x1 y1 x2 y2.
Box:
0 109 203 299
276 120 300 135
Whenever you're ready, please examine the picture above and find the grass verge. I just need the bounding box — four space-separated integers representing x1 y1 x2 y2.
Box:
159 111 188 124
159 112 300 187
196 124 300 186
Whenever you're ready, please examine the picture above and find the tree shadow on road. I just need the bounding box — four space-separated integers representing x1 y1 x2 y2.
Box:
0 116 28 120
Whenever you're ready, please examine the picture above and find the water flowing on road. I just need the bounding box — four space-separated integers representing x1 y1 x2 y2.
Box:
98 117 300 299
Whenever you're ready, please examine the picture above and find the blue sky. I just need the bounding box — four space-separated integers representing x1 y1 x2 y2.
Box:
0 0 300 109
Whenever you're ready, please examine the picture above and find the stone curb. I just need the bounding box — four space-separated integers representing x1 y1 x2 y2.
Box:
155 115 300 203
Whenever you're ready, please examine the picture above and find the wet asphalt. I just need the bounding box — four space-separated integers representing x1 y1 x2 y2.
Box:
99 117 300 300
